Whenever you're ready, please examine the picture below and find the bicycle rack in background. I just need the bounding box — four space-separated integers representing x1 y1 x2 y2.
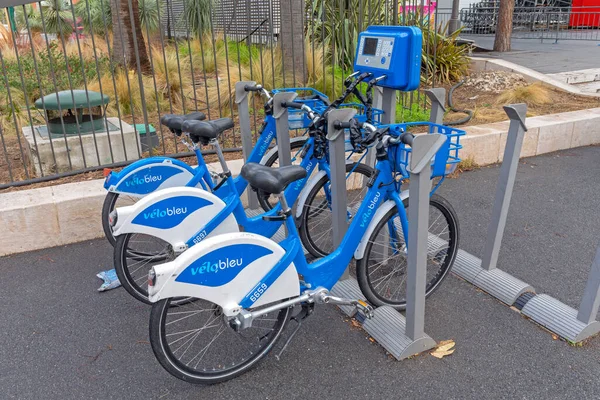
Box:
329 108 446 360
452 104 600 343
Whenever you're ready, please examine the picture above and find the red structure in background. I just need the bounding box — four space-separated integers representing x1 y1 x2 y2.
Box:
569 0 600 27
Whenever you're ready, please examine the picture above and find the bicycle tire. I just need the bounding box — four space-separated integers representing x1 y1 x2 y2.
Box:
356 194 459 310
150 297 290 384
257 137 308 211
298 162 374 258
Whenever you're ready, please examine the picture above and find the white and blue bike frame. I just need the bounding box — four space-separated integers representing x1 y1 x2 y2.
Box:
111 134 367 250
147 155 409 316
103 115 290 197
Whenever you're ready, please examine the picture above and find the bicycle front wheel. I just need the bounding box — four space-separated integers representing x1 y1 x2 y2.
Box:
257 137 308 211
356 194 459 310
150 297 290 384
299 162 374 258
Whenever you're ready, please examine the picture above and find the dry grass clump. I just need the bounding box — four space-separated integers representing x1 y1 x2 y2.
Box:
496 83 552 106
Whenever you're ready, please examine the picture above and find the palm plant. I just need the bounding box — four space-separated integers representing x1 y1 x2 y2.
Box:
180 0 214 37
307 0 393 71
14 4 44 33
40 0 74 39
75 0 112 35
76 0 163 35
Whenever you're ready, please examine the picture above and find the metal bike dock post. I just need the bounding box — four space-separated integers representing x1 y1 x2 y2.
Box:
272 92 297 167
363 86 396 173
327 109 368 314
450 104 600 343
235 81 259 209
331 125 443 360
521 245 600 342
452 104 534 305
361 134 444 360
424 88 446 127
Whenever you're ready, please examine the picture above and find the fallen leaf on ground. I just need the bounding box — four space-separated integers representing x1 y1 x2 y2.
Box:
430 339 456 359
431 349 455 359
552 334 559 340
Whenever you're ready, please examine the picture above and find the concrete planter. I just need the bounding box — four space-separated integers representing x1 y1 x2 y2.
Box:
2 108 600 257
22 118 141 177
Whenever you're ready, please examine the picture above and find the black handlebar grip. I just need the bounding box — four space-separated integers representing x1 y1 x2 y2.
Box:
244 84 262 92
400 132 415 146
281 101 305 110
333 121 352 130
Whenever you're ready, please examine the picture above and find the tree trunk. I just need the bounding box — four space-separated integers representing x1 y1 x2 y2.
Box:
111 0 152 74
279 0 306 85
493 0 515 52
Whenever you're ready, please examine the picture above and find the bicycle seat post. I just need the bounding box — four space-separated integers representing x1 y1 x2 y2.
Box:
211 139 230 176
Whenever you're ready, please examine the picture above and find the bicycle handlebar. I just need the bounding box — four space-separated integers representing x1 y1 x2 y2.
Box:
244 84 263 92
390 131 415 146
281 101 304 110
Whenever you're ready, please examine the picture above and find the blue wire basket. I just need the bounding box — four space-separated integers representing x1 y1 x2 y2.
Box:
386 122 465 179
272 88 384 129
272 88 330 129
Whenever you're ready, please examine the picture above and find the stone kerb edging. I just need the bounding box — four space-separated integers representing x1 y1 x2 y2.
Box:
1 108 600 257
471 57 600 99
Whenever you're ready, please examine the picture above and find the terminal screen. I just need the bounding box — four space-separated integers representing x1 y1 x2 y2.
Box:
362 38 378 56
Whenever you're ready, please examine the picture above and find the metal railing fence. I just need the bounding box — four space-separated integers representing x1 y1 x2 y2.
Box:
458 5 600 41
0 0 449 188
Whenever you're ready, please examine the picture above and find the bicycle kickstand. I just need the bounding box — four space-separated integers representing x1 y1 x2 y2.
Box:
275 303 314 361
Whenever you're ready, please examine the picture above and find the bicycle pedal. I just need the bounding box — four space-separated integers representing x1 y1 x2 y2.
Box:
355 300 374 320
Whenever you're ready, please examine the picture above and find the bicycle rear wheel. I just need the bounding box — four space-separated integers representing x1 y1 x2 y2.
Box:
356 194 459 310
102 192 139 247
150 297 290 384
114 233 174 304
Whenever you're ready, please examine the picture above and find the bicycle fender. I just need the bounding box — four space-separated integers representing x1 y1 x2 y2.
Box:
295 159 359 220
112 187 239 247
104 157 198 196
353 190 409 260
148 232 300 317
259 136 308 164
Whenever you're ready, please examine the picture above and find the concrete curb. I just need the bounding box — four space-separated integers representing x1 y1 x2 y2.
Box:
2 108 600 256
471 57 600 98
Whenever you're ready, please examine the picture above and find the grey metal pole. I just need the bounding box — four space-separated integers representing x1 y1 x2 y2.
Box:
480 104 527 271
235 81 259 209
380 87 396 125
424 88 446 126
405 133 448 341
577 246 600 324
327 108 357 279
448 0 461 35
362 86 386 183
272 92 298 167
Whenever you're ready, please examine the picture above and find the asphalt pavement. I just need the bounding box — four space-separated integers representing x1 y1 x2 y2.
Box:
1 145 600 400
464 35 600 74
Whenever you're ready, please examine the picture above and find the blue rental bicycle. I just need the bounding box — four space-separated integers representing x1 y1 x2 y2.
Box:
144 119 463 384
101 85 325 246
112 75 380 304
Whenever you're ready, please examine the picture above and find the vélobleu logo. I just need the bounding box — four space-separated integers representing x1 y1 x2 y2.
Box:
116 166 185 195
360 191 381 228
125 174 162 187
132 196 212 229
190 257 243 275
259 130 275 155
176 243 274 287
142 205 187 220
